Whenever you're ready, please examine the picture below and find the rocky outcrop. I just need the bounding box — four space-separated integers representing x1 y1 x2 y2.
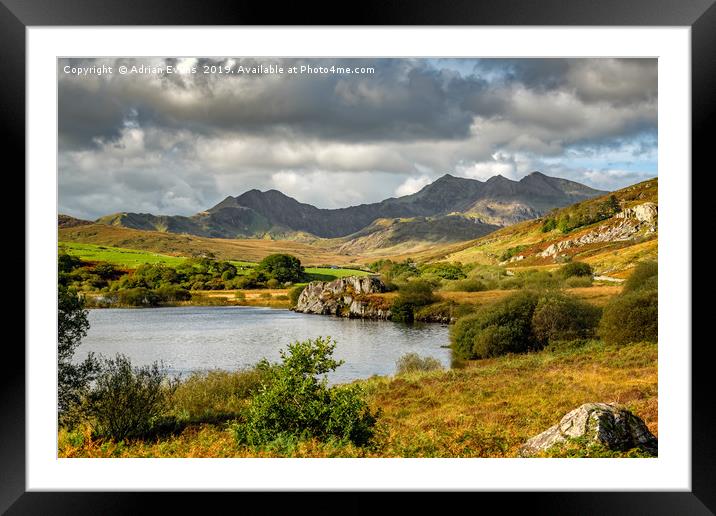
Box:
519 402 658 457
294 276 391 319
616 202 658 223
538 204 658 260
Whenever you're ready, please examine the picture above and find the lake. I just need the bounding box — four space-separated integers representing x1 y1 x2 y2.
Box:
76 306 452 384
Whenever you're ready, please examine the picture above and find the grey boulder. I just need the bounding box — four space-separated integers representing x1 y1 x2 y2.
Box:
519 402 657 457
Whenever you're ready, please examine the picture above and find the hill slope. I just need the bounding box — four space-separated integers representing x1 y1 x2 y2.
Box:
93 172 606 239
418 178 657 275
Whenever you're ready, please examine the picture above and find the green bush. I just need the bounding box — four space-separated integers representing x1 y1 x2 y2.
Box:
390 280 438 323
154 285 191 302
419 262 466 280
531 292 601 346
86 354 175 440
232 337 379 447
623 260 657 293
600 288 657 345
58 252 83 273
450 291 539 360
288 285 307 306
117 287 161 306
541 218 557 232
559 261 594 279
390 300 416 323
234 291 247 300
233 276 259 289
499 245 528 262
395 353 444 375
266 278 280 289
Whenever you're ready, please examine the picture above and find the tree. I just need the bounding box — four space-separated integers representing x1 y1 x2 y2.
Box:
256 254 304 284
58 285 100 426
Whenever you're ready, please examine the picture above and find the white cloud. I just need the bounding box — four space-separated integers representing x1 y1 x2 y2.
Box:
395 175 432 196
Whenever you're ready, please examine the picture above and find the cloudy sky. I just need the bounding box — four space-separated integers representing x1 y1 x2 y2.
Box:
58 58 657 220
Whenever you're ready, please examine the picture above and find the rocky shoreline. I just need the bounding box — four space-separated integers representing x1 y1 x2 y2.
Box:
293 276 393 320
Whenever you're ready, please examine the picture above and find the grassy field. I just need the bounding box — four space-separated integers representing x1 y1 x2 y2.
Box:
59 241 370 282
58 242 190 269
59 224 370 265
58 340 657 458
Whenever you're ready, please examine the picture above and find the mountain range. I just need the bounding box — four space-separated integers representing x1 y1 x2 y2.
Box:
90 172 607 243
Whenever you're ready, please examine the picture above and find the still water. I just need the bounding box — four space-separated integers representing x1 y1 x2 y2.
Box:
76 306 452 384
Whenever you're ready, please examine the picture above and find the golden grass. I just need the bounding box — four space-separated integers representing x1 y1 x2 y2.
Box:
191 289 292 309
59 224 368 266
58 341 656 458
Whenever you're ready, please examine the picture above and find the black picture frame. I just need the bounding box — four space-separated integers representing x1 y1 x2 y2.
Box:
5 0 710 513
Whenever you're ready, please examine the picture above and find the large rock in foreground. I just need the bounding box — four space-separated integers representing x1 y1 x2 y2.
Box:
294 276 391 319
519 402 658 457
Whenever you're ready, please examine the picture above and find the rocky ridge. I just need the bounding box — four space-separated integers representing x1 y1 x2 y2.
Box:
537 202 657 259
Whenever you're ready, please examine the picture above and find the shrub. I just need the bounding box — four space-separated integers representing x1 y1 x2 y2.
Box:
395 353 444 375
623 260 657 293
266 278 280 289
559 261 594 279
419 262 466 280
58 252 83 273
117 287 161 306
541 218 557 232
600 288 657 345
531 292 601 346
86 354 175 440
93 263 119 280
233 337 378 447
390 280 438 323
565 276 593 288
234 291 247 301
390 299 416 323
450 291 539 360
499 245 528 262
233 276 259 289
288 285 307 306
397 280 438 305
154 285 191 302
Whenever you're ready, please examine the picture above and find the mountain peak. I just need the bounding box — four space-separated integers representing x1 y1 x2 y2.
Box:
433 173 461 183
486 174 511 183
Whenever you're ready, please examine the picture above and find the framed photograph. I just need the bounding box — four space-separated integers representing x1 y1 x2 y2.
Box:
8 0 710 512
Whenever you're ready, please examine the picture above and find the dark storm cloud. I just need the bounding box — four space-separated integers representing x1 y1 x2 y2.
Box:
58 57 658 219
59 58 485 150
